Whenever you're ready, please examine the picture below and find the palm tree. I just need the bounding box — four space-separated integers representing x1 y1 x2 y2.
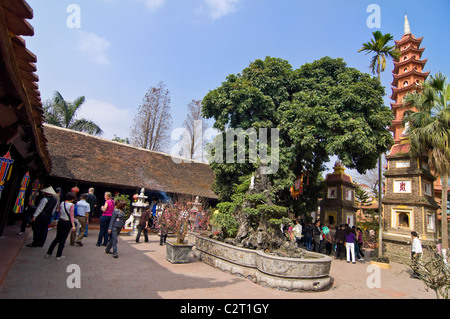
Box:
358 31 400 257
43 91 103 136
403 72 450 256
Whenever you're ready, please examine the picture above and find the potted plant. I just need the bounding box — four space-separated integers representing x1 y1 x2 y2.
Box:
157 196 209 263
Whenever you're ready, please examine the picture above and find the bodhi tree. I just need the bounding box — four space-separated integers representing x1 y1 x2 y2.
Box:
203 56 394 250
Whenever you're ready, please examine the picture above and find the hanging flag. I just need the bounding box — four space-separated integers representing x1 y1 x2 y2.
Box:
14 172 30 214
0 151 14 200
290 174 304 199
28 179 41 206
290 172 310 199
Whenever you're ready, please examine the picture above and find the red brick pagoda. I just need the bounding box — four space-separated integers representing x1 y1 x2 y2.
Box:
382 15 439 260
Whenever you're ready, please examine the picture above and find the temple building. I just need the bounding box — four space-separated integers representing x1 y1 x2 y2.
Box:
319 161 358 229
382 15 440 259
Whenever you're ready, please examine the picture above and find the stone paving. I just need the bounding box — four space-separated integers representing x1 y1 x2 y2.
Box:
0 223 436 300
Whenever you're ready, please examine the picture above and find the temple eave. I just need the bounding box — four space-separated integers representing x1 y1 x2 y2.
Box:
395 35 424 46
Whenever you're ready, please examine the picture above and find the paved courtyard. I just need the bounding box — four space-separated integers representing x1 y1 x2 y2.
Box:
0 222 436 300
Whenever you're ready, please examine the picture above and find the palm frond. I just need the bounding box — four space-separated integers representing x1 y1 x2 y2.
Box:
70 119 103 136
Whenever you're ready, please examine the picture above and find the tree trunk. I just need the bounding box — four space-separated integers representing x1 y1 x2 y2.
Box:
441 173 448 262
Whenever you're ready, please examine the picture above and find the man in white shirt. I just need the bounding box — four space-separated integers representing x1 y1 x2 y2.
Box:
73 193 90 246
411 231 423 278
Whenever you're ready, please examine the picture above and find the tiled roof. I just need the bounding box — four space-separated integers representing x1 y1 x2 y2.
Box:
43 124 218 199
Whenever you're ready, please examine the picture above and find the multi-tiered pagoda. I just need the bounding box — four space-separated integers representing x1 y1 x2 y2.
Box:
382 15 439 260
390 15 430 149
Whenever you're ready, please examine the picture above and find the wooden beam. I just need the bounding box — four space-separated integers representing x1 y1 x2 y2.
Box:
3 6 34 36
1 0 33 20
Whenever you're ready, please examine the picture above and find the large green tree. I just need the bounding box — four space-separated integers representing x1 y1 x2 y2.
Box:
202 56 394 249
44 91 103 136
403 72 450 254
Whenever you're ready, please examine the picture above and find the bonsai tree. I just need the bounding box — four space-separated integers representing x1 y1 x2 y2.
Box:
202 56 394 250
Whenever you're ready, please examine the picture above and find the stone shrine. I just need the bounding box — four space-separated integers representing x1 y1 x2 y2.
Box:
125 188 148 236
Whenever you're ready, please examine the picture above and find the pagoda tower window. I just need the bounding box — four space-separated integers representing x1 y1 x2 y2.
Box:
403 67 408 73
403 56 408 61
403 81 409 87
398 212 410 228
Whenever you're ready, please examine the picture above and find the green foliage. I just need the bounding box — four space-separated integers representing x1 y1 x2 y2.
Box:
203 56 394 224
202 56 394 246
43 91 103 136
355 186 372 207
212 203 240 238
115 193 131 220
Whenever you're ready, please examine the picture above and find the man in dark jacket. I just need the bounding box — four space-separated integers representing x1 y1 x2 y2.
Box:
135 205 151 243
334 224 346 260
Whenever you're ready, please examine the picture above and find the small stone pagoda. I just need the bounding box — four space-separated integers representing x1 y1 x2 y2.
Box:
125 188 148 236
382 15 439 259
319 161 358 229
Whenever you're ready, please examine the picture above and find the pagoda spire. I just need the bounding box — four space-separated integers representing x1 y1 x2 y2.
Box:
404 14 411 35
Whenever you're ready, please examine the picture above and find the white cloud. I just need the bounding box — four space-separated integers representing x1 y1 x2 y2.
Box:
76 31 112 66
78 99 132 140
205 0 241 20
144 0 166 11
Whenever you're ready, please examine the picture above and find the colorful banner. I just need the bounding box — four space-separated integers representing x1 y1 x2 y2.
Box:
0 151 14 199
28 179 41 206
14 172 30 214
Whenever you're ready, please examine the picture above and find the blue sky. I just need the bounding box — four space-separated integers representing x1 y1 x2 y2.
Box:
26 0 449 168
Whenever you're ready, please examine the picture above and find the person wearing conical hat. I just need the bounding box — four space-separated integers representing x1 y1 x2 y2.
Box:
26 186 58 247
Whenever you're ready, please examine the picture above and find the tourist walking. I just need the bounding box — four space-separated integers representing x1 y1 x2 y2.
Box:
344 227 356 264
45 192 77 260
303 222 313 251
355 227 365 261
149 196 158 229
85 187 97 236
322 226 334 256
157 207 169 246
26 187 58 248
313 220 322 253
136 205 151 243
73 193 90 246
97 192 115 247
334 224 345 260
105 200 126 258
410 231 423 278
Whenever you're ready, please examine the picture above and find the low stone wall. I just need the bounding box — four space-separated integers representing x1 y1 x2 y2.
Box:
193 235 332 292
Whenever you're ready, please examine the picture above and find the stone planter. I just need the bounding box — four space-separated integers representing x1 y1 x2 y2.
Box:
193 235 332 292
166 242 194 264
